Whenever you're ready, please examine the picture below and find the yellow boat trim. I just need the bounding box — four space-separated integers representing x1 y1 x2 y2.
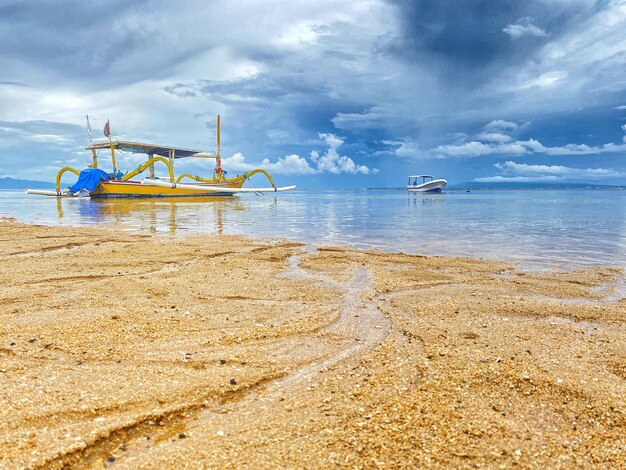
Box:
121 156 175 183
55 167 81 193
90 179 245 198
176 169 276 188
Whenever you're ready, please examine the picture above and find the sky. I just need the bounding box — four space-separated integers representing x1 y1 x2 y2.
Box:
1 0 625 187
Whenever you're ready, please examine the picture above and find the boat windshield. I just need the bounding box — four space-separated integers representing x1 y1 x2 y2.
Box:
408 175 434 185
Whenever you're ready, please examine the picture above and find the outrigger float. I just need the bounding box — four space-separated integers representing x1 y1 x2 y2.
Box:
27 116 295 198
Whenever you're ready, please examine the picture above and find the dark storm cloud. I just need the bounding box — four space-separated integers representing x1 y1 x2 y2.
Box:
0 0 206 88
385 0 592 85
164 73 371 151
0 1 139 60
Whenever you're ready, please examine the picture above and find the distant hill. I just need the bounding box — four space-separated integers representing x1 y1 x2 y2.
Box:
449 181 625 190
0 177 56 189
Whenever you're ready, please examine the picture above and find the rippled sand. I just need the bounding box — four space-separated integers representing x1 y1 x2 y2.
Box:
1 219 624 468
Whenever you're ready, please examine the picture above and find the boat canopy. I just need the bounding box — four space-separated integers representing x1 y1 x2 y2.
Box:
408 175 434 178
87 141 203 158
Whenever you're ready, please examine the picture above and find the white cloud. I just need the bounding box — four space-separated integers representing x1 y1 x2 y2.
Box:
516 71 568 90
219 152 315 175
476 132 513 143
432 141 528 157
392 140 421 158
494 160 623 178
503 18 548 39
433 138 626 158
218 152 257 172
430 121 626 158
475 175 560 182
483 120 518 132
212 132 376 176
260 154 317 175
265 129 290 142
331 108 387 130
276 22 322 46
477 160 624 182
311 133 375 174
614 105 626 110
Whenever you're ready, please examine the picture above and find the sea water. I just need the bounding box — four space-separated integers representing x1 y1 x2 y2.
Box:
1 189 625 269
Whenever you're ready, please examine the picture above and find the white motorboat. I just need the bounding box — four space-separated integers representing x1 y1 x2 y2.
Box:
407 175 447 193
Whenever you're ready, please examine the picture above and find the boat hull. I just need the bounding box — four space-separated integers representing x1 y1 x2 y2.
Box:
407 179 447 193
90 179 244 198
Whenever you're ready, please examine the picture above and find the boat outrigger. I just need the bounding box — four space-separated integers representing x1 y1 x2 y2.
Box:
27 116 295 198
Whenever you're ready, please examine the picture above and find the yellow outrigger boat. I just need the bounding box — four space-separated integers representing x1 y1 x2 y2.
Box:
27 116 295 198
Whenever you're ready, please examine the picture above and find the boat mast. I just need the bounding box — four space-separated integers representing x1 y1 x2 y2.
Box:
86 115 98 169
216 115 222 181
104 119 118 175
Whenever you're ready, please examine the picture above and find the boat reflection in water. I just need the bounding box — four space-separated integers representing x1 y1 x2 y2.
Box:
408 195 446 207
58 196 256 235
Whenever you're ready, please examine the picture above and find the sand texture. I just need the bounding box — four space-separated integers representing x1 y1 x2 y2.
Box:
0 220 625 468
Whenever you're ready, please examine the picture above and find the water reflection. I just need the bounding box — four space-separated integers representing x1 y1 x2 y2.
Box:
3 189 625 268
54 196 251 235
408 193 447 207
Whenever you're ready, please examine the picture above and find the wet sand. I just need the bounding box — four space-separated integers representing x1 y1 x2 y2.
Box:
0 219 625 468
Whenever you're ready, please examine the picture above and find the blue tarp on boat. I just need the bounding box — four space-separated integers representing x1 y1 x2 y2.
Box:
69 169 110 194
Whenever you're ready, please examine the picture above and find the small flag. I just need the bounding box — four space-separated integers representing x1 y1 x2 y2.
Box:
85 115 93 145
104 119 111 139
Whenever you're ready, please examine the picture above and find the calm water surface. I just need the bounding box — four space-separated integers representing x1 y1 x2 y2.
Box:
1 189 625 269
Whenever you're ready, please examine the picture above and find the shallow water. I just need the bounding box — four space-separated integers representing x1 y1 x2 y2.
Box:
1 189 625 269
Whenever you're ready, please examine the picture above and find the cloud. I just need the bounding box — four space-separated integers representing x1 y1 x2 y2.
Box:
311 133 375 174
434 138 626 158
515 71 567 90
0 81 27 87
0 119 84 151
474 121 518 142
381 139 422 159
495 160 623 178
0 0 393 178
331 108 388 130
474 175 561 182
429 121 626 158
475 160 624 182
520 138 626 156
219 152 316 175
475 132 513 143
0 1 625 186
381 117 626 160
215 132 376 176
483 120 518 132
614 105 626 110
432 141 528 157
260 154 317 175
503 18 548 39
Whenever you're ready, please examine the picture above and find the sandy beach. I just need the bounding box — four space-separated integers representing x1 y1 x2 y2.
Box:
1 219 625 468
